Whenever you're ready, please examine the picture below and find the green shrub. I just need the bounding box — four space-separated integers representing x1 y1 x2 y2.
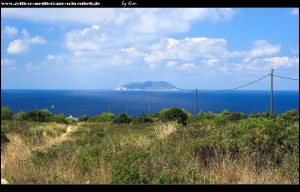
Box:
159 108 188 125
24 109 53 122
88 112 115 122
132 113 153 124
16 110 26 121
1 106 14 120
279 110 299 123
113 113 132 124
79 115 89 122
111 151 150 184
52 113 67 123
229 112 247 121
1 129 10 146
196 110 205 121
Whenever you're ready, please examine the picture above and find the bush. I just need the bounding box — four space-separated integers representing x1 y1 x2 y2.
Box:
111 151 150 184
79 115 89 122
24 109 53 122
1 106 14 120
132 113 153 124
279 110 299 123
159 108 188 125
229 112 247 121
88 113 115 122
113 113 132 124
1 129 10 146
16 110 26 121
52 113 67 123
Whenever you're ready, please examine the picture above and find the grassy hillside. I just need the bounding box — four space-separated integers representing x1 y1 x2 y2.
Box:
1 109 299 184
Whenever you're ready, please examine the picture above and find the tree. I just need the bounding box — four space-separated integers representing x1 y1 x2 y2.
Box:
113 113 132 124
16 110 26 121
159 107 188 125
79 115 90 122
1 106 13 120
52 113 67 123
24 109 53 122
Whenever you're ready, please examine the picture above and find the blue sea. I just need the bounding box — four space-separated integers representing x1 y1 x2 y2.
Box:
1 89 299 118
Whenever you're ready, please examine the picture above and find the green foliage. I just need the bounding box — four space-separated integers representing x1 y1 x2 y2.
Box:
279 110 299 123
111 151 150 184
72 126 104 146
196 110 205 121
159 108 188 125
113 113 132 124
1 106 14 120
1 129 10 146
52 113 67 123
181 108 195 124
132 113 153 124
16 110 26 121
79 115 89 122
223 117 299 166
87 112 115 122
24 109 53 122
229 112 247 121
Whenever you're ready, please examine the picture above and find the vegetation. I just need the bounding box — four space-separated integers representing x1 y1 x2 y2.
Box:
159 107 188 125
1 106 299 184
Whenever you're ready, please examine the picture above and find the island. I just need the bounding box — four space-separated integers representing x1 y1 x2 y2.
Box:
114 81 181 91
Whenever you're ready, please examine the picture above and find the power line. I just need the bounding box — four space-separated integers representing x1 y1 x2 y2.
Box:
127 92 149 104
273 74 299 81
198 74 271 94
152 91 194 100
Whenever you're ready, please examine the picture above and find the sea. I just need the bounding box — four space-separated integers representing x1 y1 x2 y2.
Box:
1 89 299 118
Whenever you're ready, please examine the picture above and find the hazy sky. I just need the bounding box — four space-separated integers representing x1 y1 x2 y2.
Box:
1 8 299 90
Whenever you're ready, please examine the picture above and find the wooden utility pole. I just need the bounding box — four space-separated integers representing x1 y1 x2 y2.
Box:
270 69 274 115
195 89 198 121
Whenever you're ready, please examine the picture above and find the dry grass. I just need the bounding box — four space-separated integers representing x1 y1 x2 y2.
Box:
1 134 32 183
154 122 177 139
199 158 293 184
33 125 77 151
119 133 152 149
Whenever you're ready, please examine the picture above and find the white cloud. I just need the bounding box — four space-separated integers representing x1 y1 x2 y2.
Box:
1 58 17 70
127 8 236 34
249 40 281 58
121 47 144 57
7 39 29 54
235 56 299 72
1 58 15 66
289 8 299 16
2 8 236 33
7 29 47 54
166 61 177 67
144 37 228 63
177 63 196 72
203 59 219 66
2 25 18 37
64 25 106 51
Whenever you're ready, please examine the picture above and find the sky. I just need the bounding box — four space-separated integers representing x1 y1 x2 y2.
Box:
1 8 299 90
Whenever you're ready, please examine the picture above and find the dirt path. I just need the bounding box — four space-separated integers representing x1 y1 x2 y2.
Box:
32 125 77 151
1 125 77 184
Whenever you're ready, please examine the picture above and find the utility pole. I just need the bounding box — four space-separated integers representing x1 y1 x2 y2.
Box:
195 89 198 121
270 69 274 116
34 100 39 122
149 91 152 116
